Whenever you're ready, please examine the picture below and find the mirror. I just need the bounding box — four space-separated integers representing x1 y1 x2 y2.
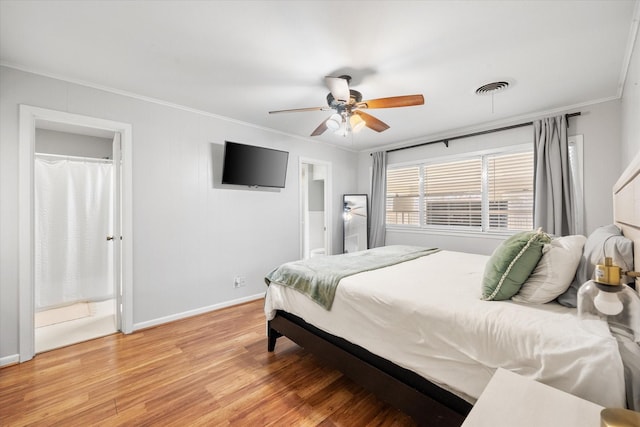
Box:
343 194 368 253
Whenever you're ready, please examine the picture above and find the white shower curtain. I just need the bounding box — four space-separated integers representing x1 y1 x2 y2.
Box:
35 156 114 310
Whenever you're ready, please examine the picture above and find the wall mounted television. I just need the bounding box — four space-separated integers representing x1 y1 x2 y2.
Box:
221 141 289 188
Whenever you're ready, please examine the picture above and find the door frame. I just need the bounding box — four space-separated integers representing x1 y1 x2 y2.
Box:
298 157 332 259
18 105 134 362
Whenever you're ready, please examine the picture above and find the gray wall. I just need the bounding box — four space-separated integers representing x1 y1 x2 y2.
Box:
621 25 640 169
570 100 622 231
0 66 358 363
307 165 325 212
35 128 113 159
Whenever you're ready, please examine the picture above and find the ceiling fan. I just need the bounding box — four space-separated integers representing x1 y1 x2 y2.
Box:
343 202 367 218
269 75 424 137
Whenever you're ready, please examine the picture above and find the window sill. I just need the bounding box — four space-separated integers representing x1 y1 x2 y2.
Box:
385 226 515 240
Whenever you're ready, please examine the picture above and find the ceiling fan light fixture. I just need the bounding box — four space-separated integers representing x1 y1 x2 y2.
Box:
326 113 342 130
334 118 349 137
350 114 366 133
335 125 349 137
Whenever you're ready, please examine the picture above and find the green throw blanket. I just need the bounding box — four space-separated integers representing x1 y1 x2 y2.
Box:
264 245 439 310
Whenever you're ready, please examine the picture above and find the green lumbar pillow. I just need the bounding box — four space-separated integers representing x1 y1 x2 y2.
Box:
481 228 551 301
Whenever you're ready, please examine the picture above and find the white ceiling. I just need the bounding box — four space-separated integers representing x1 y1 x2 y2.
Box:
1 0 638 151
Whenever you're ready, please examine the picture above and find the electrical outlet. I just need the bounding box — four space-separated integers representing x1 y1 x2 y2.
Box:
233 276 246 288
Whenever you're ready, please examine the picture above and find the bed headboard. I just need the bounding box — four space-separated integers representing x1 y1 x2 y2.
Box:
613 149 640 289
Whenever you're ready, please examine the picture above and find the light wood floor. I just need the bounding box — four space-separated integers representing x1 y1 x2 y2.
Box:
0 299 415 426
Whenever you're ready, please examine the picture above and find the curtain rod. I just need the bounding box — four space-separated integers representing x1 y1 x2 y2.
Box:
377 112 581 155
35 152 113 163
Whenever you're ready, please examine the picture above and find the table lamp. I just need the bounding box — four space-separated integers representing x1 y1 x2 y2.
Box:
578 258 640 418
578 257 640 334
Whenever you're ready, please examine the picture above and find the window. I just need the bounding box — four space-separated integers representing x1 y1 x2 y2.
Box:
486 151 534 230
568 135 584 234
386 149 534 232
386 166 420 225
424 158 482 228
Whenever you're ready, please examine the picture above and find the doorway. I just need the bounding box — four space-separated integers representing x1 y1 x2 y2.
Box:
18 106 133 362
299 158 332 259
34 128 118 352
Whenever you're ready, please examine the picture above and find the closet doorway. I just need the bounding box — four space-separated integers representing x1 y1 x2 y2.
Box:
299 158 332 259
18 106 133 362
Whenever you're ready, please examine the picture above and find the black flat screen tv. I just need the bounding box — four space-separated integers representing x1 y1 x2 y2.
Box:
221 141 289 188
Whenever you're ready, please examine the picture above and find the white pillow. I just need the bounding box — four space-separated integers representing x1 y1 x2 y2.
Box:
512 234 587 304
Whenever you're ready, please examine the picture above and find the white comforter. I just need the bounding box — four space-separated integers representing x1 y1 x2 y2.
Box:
264 250 626 408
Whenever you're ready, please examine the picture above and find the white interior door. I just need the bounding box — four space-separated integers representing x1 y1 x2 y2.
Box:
112 133 122 330
300 163 310 259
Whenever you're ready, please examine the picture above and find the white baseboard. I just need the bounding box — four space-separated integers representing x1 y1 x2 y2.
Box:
0 354 20 367
132 293 265 332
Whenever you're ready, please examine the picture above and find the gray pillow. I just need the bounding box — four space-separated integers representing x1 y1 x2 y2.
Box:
557 224 634 307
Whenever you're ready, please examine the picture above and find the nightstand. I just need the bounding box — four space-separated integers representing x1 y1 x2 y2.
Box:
461 368 604 427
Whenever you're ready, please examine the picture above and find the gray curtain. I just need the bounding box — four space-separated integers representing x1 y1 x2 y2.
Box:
369 151 387 248
533 115 575 236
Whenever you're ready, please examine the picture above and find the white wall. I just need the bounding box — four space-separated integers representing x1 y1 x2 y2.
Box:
621 24 640 168
357 99 623 254
0 66 358 362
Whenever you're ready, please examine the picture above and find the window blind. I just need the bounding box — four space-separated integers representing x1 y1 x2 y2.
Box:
424 158 482 228
487 151 533 230
386 166 420 225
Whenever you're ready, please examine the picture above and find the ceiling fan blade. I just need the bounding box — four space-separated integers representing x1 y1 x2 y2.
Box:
325 76 350 103
357 94 424 109
310 118 329 136
354 111 390 133
269 106 329 114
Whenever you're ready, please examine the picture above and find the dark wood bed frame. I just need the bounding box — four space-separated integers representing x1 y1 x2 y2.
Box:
268 310 472 427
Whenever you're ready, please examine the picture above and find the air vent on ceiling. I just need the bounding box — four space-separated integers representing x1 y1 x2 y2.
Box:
475 81 510 96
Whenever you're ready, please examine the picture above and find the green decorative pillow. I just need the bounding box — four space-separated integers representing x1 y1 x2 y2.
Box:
481 229 551 301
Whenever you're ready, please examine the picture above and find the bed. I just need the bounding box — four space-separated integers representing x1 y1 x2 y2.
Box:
264 152 640 426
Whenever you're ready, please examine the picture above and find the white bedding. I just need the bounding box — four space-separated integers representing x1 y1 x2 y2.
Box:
264 250 626 408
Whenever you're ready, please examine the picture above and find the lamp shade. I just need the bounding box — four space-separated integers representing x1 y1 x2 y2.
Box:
334 120 348 137
350 114 366 133
326 113 342 130
578 280 640 341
